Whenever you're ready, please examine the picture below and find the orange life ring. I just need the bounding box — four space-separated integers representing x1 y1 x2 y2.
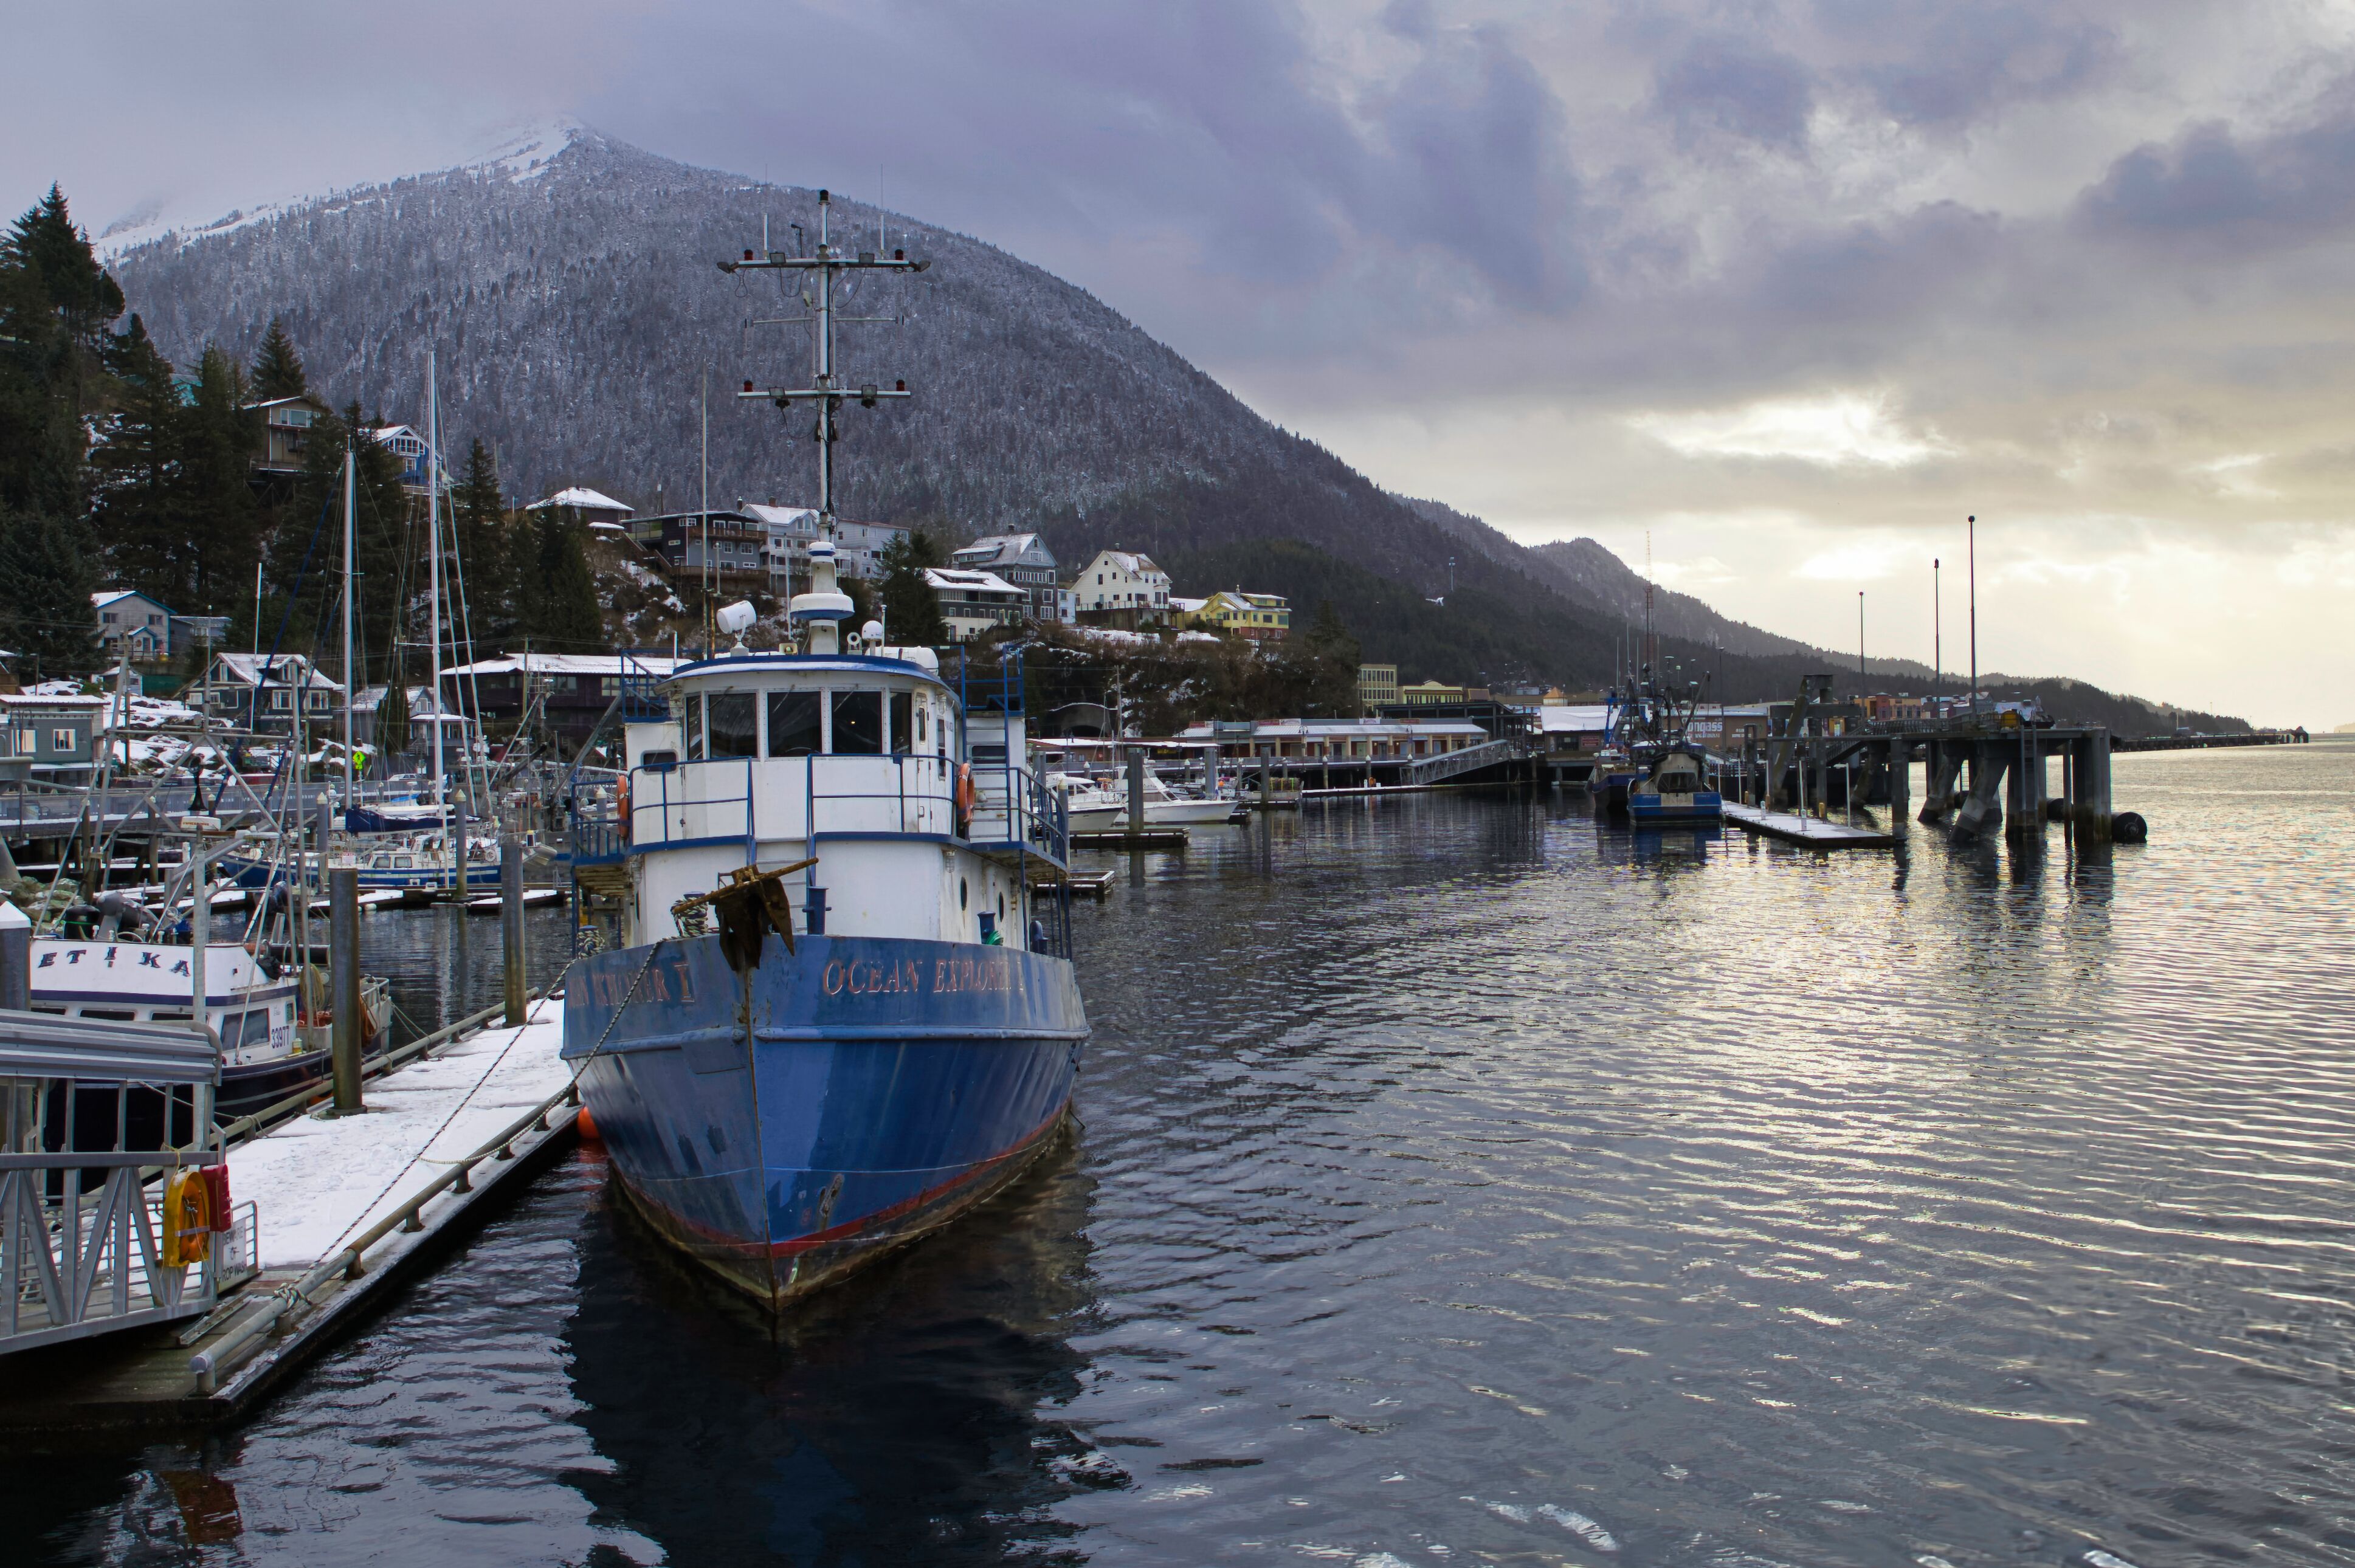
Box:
163 1169 214 1267
954 763 976 830
617 777 632 844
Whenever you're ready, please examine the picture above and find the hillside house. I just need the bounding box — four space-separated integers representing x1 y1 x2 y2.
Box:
630 511 782 589
201 653 342 734
1192 590 1290 644
244 393 331 481
951 534 1063 621
0 693 104 782
92 591 173 662
922 569 1027 641
1071 549 1171 628
368 425 453 495
528 487 635 523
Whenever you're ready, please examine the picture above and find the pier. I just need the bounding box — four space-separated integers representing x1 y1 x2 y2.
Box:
0 994 576 1445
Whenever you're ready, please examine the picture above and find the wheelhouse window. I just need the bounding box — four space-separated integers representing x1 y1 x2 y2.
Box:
830 691 883 754
767 692 821 757
707 693 757 758
890 692 913 754
683 696 705 760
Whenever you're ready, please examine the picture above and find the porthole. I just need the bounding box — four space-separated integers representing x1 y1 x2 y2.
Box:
959 877 968 910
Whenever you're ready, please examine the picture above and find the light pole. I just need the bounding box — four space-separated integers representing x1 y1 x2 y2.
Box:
1858 591 1866 686
1933 558 1941 717
1967 515 1977 718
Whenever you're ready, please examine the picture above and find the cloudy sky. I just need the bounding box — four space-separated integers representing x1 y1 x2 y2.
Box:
11 1 2354 723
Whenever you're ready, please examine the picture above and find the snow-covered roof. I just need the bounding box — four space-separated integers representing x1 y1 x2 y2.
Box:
527 487 633 514
924 568 1021 596
1084 549 1166 578
443 653 687 679
93 590 159 610
740 503 819 531
209 652 344 691
0 692 106 709
1168 596 1209 614
1539 704 1613 732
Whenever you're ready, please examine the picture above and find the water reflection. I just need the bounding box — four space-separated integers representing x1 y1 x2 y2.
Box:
565 1140 1098 1565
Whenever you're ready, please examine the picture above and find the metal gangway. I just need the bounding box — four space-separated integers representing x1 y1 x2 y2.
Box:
0 1010 255 1355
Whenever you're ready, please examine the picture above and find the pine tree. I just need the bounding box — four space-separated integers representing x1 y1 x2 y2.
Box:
177 347 261 614
876 529 948 645
1299 599 1360 716
375 676 410 757
249 318 308 401
89 314 187 605
0 185 123 524
450 439 514 643
0 507 98 676
267 403 409 679
519 511 606 652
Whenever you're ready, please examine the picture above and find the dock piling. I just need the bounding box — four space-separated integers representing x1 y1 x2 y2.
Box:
501 834 526 1026
329 868 362 1115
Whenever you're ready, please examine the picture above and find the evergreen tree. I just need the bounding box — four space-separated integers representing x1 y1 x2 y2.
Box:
0 507 98 676
875 529 947 645
1298 599 1361 716
89 314 187 605
518 511 606 652
266 402 409 681
177 346 261 614
249 318 308 400
450 439 514 643
375 676 410 757
0 185 123 524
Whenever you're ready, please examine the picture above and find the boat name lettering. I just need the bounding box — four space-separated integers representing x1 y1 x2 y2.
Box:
818 954 1019 997
587 958 698 1009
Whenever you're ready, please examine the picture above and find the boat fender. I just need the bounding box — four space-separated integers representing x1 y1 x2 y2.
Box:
954 763 976 833
162 1169 213 1267
2109 811 2148 844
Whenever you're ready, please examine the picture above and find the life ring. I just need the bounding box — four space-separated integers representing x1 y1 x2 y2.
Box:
617 777 632 845
954 763 976 833
162 1168 214 1267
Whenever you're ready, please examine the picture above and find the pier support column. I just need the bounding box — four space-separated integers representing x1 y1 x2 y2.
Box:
1126 747 1146 844
2073 731 2113 839
1922 743 1963 822
0 901 27 1011
1886 737 1910 830
329 867 363 1115
1953 741 2008 840
501 833 526 1027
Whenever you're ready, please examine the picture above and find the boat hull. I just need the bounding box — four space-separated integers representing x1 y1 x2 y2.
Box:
563 933 1088 1309
1629 789 1724 825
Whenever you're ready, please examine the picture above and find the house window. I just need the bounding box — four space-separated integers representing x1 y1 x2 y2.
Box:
270 690 291 710
50 728 74 752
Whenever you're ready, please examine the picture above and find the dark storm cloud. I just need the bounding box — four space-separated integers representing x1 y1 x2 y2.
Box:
2077 85 2355 251
1654 36 1815 153
1811 0 2120 130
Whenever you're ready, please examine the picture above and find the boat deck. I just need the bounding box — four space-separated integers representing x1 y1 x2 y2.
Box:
0 997 578 1446
1722 802 1897 850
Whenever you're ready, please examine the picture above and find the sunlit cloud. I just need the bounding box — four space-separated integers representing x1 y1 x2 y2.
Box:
1627 393 1952 468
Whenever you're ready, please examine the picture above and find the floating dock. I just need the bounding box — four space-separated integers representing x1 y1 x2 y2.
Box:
1722 802 1896 850
1070 828 1190 850
1035 868 1116 899
0 997 578 1446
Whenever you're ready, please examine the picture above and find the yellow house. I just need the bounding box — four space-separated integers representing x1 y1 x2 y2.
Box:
1193 590 1291 643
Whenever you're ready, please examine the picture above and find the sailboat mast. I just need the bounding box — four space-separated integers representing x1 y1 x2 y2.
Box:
427 351 444 815
342 439 356 805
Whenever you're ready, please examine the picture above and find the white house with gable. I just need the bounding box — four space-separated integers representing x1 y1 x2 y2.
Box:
1070 549 1171 628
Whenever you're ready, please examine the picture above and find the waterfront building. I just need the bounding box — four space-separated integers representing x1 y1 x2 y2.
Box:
440 652 687 744
1175 716 1489 760
1357 663 1400 709
0 692 104 782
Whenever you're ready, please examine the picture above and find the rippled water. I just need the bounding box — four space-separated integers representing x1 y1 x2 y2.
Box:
15 741 2355 1567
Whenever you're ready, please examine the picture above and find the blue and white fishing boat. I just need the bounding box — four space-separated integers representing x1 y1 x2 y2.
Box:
562 193 1084 1309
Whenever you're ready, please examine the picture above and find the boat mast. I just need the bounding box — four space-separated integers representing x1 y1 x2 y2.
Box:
427 352 444 826
722 187 925 546
342 437 356 806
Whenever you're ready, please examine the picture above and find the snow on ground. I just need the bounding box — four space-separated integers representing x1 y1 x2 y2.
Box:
229 996 573 1269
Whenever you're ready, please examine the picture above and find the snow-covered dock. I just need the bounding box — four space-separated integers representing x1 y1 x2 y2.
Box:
1721 801 1896 849
0 995 581 1443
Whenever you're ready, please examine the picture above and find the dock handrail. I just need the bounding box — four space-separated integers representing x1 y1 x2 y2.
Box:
190 1048 579 1394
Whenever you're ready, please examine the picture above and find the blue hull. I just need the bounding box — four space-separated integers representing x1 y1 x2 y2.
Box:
219 856 500 892
1629 789 1723 825
562 934 1088 1308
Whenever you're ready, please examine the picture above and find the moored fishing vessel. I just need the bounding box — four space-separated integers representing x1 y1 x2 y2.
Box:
562 193 1086 1308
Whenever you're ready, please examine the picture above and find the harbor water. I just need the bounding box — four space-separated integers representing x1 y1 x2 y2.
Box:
13 741 2355 1566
